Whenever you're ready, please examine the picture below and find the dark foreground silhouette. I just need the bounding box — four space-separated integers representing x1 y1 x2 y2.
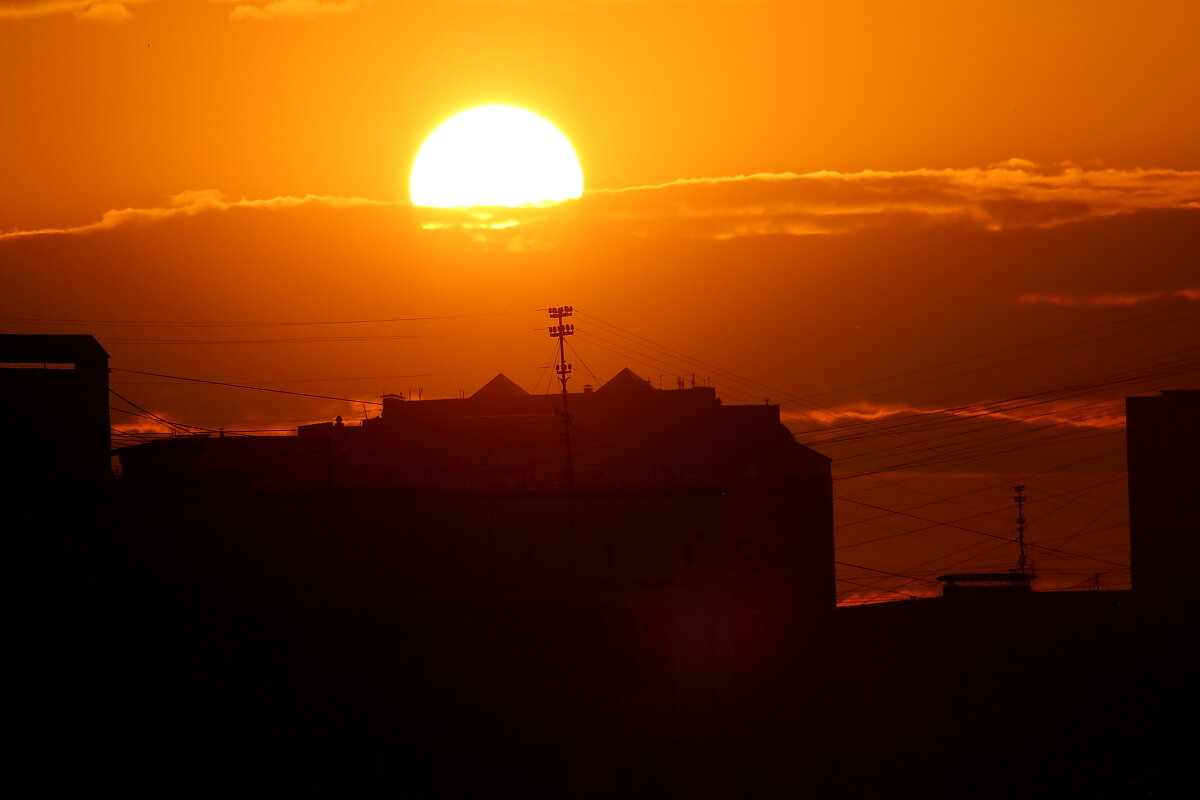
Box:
5 337 1195 796
12 485 1194 799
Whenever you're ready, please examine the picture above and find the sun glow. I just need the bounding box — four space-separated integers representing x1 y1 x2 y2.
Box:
409 106 584 208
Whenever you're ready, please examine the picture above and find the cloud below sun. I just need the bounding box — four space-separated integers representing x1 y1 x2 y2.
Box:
0 189 385 241
585 160 1200 238
5 160 1200 245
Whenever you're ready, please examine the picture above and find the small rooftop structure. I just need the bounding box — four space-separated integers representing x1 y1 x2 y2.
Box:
936 572 1037 597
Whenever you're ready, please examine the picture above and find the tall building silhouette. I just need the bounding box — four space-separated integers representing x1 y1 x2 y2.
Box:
1126 389 1200 612
1126 388 1199 765
0 333 110 489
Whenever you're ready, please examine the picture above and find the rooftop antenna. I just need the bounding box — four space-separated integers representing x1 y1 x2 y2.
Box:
936 487 1037 596
1014 484 1029 574
548 305 575 489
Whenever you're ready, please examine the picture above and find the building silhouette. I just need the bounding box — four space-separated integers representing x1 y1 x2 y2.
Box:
1126 389 1200 617
118 366 835 614
78 367 839 794
13 334 1190 796
1126 389 1200 790
120 367 826 490
0 333 110 489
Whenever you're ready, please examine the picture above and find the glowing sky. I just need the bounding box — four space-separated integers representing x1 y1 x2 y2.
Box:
3 0 1199 603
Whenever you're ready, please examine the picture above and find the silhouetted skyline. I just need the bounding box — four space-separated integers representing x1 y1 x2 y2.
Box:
5 4 1198 596
4 4 1199 794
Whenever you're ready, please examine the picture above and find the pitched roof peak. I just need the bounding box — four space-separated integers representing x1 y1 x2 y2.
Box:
598 367 654 394
471 373 530 399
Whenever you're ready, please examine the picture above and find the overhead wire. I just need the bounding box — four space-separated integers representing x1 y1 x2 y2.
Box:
573 308 1145 588
580 302 1198 427
112 368 384 406
836 577 924 601
565 338 602 386
807 300 1198 403
99 304 1165 593
101 334 459 345
837 496 1127 568
1 310 526 327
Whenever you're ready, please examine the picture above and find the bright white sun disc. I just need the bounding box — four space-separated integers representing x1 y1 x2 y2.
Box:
410 105 584 208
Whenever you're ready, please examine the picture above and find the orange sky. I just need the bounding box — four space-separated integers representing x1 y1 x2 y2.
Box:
3 0 1199 603
4 0 1199 228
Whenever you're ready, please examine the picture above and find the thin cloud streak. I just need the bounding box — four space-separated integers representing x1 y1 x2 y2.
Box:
586 160 1200 236
74 1 132 22
221 0 370 22
1017 287 1200 307
0 0 152 20
784 399 1126 432
5 161 1200 243
0 190 392 241
0 0 369 21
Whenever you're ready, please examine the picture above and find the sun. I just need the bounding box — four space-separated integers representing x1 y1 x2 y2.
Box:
409 105 584 208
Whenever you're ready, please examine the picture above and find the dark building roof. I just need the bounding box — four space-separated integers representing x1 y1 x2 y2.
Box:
0 333 109 364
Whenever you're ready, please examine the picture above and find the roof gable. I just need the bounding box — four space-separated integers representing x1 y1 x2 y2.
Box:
597 367 654 394
471 373 530 399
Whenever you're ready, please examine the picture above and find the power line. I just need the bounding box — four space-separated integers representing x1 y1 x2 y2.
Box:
836 577 923 601
112 368 384 406
113 372 463 386
835 559 941 585
836 496 1127 568
109 405 215 436
581 302 1198 424
806 303 1198 408
101 334 451 345
573 309 1136 578
565 338 602 386
836 471 1127 552
1 310 525 327
109 389 199 434
803 351 1199 444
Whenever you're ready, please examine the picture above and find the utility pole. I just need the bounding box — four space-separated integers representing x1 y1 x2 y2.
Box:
548 305 575 489
1014 484 1029 574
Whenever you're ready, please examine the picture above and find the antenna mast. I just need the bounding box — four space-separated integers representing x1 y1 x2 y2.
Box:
1013 484 1029 574
548 305 575 489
